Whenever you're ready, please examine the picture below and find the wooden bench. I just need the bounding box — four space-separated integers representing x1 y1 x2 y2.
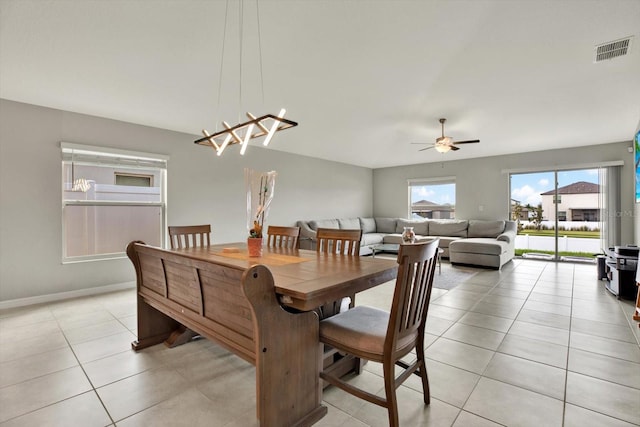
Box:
126 241 326 427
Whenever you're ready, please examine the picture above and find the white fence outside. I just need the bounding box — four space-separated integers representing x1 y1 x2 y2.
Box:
515 234 600 254
519 220 600 231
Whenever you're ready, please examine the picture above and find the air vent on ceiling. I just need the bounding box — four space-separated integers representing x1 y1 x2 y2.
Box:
594 36 633 62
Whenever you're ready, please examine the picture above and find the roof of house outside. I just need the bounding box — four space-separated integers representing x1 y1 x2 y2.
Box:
541 181 600 195
411 200 454 211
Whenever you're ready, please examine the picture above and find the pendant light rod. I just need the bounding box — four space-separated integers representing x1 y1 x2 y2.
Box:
196 0 297 156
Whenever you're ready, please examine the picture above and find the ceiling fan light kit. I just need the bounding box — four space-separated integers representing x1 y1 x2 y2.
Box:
434 143 451 153
413 118 480 153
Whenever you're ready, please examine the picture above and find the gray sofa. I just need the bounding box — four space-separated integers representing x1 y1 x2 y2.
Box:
296 217 516 269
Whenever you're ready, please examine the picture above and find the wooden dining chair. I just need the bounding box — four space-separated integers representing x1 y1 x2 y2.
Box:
266 225 300 249
319 239 440 427
316 228 362 255
168 224 211 249
315 228 363 320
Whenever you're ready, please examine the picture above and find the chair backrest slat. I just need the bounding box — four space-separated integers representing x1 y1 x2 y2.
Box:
266 225 300 249
386 239 439 356
168 224 212 249
316 228 362 256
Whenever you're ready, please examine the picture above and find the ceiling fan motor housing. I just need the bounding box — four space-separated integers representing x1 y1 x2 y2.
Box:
413 118 479 152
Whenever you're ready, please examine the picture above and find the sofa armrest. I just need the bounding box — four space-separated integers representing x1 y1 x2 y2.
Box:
497 231 516 244
296 220 317 240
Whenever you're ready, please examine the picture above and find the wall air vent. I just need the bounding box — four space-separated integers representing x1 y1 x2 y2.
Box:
594 36 633 62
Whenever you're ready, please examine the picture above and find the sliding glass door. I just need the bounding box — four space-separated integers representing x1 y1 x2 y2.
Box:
509 168 602 261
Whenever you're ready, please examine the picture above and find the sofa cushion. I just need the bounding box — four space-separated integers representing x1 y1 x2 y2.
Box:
362 233 385 246
395 219 429 236
309 218 339 231
338 218 361 230
468 220 505 238
449 238 508 256
431 236 463 248
429 220 468 237
382 234 403 245
359 217 377 234
375 218 397 234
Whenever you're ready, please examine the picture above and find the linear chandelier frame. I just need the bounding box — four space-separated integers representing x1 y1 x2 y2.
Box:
195 0 297 156
195 111 297 155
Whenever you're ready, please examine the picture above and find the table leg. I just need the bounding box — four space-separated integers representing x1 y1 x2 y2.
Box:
132 296 180 351
243 265 327 427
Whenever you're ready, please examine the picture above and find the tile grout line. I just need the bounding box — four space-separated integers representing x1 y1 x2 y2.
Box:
560 263 576 427
449 260 549 425
53 301 117 426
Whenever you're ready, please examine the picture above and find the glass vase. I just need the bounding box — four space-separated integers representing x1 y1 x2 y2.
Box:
402 226 415 244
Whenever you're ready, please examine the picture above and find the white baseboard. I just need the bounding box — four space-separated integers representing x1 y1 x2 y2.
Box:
0 282 136 310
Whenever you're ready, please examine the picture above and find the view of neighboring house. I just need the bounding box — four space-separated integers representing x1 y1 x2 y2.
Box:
541 181 600 221
411 200 455 219
510 199 530 221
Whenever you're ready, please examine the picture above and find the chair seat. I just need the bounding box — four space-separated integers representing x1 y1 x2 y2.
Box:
321 306 417 358
320 306 390 358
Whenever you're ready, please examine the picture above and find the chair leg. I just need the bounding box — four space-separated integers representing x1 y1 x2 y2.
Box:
415 345 430 405
383 360 400 427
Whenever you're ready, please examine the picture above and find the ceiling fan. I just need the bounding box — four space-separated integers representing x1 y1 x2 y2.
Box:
412 118 480 153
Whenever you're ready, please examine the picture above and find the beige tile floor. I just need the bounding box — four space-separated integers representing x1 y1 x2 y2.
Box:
1 259 639 426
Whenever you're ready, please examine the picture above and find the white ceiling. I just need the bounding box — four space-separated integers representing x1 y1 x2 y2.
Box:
1 0 639 168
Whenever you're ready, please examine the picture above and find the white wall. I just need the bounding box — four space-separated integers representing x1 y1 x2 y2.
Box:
0 99 373 302
373 143 635 245
2 98 636 303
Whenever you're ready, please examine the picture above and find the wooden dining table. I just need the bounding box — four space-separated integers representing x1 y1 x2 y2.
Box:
172 242 398 309
127 241 398 427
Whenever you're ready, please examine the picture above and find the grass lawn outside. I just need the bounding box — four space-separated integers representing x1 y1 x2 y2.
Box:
515 249 597 259
518 230 599 239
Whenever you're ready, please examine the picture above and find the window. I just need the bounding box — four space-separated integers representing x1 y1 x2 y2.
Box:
114 172 153 187
61 143 168 262
408 177 455 219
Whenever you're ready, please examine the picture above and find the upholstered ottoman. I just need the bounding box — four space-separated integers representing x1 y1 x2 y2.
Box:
448 220 515 269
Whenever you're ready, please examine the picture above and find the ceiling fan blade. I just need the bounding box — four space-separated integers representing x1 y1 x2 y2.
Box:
418 146 435 152
450 145 460 151
410 142 431 145
452 139 480 145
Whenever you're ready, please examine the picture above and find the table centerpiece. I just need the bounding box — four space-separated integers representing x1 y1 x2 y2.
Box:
245 168 277 257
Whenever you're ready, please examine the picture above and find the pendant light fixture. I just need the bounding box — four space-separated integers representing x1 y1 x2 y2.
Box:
70 150 91 192
194 0 297 155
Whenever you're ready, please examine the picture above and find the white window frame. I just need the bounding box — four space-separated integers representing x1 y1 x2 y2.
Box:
61 142 168 263
114 172 154 187
407 176 456 219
